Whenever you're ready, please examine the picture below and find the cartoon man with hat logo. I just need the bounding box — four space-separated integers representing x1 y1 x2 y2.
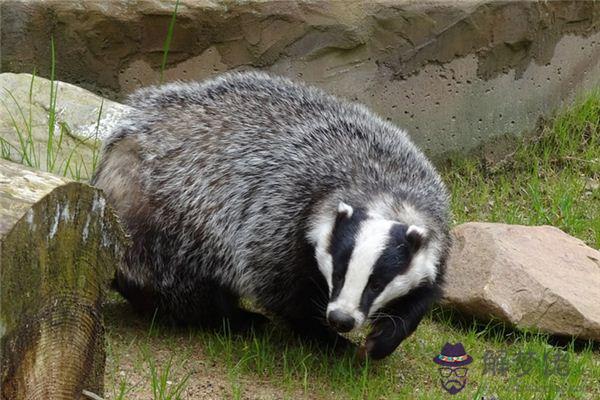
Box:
433 342 473 395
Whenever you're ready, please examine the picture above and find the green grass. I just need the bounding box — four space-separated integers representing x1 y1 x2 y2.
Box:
196 311 598 399
159 0 180 84
104 306 599 399
145 350 190 400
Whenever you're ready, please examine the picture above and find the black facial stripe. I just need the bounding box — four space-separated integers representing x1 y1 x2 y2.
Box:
359 224 413 315
328 207 367 301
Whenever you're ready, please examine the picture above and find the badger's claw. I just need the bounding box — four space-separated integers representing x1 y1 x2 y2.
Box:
361 284 441 360
363 317 407 360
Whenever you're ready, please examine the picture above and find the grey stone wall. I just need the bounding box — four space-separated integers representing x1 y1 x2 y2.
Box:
2 0 599 158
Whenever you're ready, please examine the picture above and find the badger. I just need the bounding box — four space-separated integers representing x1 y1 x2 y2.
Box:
92 71 451 360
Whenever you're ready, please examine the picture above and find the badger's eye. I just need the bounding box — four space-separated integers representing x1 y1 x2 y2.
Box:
369 281 384 292
333 271 343 281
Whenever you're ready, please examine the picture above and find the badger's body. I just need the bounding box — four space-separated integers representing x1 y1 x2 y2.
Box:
93 72 451 359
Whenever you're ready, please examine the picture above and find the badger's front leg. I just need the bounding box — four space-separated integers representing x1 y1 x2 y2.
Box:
271 274 353 351
364 284 440 360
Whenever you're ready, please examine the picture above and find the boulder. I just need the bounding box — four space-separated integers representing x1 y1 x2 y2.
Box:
443 222 600 341
0 73 131 180
2 1 600 158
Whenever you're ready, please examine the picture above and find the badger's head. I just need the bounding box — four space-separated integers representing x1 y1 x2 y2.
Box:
308 201 440 335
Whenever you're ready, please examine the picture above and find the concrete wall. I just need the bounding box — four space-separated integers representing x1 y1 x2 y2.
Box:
2 0 599 158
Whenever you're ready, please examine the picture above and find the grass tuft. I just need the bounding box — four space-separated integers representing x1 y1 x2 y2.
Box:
159 0 180 84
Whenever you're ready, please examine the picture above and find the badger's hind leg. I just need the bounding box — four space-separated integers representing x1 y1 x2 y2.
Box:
113 273 267 332
173 279 269 332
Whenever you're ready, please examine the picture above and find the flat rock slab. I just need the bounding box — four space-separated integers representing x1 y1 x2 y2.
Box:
443 222 600 341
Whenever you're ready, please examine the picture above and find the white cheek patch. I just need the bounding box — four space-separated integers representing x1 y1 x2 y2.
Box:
315 247 333 294
328 218 395 328
369 241 439 317
307 212 337 292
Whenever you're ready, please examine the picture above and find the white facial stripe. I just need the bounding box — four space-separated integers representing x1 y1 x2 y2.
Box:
328 218 395 326
369 240 439 316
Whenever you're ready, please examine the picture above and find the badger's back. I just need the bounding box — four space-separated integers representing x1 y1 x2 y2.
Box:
93 71 449 304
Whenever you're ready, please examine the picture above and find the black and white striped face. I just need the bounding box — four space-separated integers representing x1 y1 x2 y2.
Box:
310 202 438 333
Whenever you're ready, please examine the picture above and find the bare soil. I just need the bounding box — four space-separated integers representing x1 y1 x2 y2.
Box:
103 299 303 400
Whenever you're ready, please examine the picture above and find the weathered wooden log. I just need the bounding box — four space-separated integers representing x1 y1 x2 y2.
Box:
0 159 127 400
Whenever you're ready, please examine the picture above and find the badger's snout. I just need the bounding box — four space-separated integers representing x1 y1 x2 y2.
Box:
327 309 355 333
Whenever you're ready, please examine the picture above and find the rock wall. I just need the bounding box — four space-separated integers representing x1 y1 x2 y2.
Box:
2 0 599 158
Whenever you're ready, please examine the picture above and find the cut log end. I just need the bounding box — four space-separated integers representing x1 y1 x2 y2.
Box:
0 160 127 400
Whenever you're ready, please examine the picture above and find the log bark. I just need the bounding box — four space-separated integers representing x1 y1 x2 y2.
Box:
0 159 127 400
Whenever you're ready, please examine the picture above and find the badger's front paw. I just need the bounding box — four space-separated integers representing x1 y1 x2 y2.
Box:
288 317 354 353
362 317 408 360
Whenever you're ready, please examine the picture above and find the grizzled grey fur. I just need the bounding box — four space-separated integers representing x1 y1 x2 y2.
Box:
92 71 451 359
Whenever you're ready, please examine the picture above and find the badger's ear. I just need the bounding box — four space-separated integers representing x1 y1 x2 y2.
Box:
337 201 353 218
406 225 427 253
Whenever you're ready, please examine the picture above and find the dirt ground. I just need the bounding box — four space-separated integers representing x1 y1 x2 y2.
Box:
103 299 304 400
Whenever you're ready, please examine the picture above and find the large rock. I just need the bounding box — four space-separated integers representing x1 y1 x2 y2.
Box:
2 1 600 159
0 73 131 180
444 222 600 341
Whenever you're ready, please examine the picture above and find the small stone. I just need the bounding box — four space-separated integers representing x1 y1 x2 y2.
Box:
584 179 599 191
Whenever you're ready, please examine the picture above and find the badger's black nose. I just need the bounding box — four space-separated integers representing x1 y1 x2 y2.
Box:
327 310 355 333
